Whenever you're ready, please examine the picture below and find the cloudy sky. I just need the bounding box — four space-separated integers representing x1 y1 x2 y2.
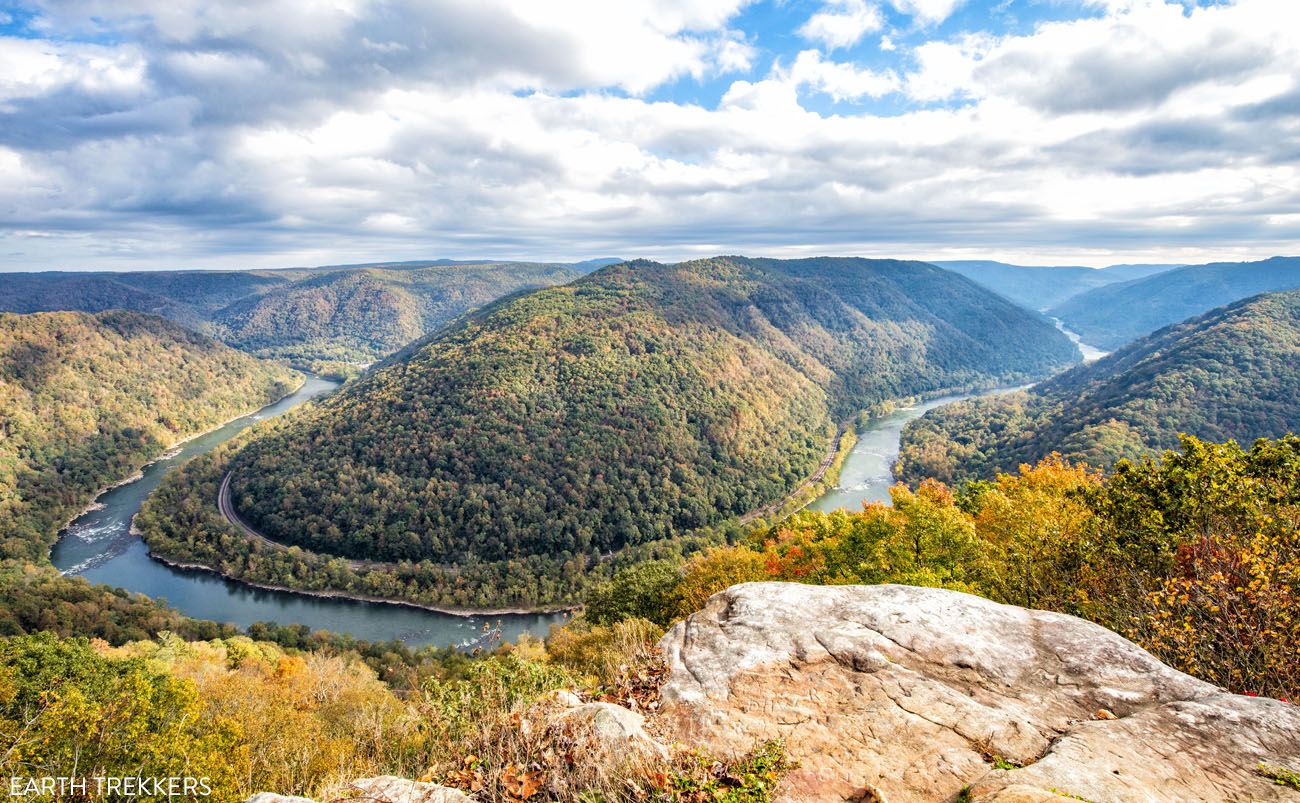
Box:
1 0 1297 270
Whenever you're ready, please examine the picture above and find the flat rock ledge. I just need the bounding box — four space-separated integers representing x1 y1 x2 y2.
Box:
657 582 1300 802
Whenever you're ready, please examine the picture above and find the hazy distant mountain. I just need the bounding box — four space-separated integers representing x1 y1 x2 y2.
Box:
897 288 1300 484
297 257 622 273
209 263 582 362
570 257 626 271
929 260 1181 311
0 271 295 329
0 262 584 364
1097 263 1185 282
1049 256 1300 350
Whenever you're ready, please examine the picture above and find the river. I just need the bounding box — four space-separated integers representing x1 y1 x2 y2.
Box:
806 390 1006 512
1051 317 1108 362
50 333 1099 640
809 329 1107 512
50 376 564 647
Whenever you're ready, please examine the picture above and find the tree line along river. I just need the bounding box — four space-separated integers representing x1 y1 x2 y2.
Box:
50 376 564 647
52 329 1104 646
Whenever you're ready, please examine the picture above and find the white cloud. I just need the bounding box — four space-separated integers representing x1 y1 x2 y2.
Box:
1 0 1299 270
798 0 884 50
905 0 1300 111
888 0 966 26
785 50 900 101
24 0 758 96
0 37 147 103
905 35 986 102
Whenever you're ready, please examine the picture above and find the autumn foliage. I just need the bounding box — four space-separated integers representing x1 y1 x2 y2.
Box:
599 435 1300 702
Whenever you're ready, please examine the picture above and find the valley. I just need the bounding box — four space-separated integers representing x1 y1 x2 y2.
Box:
0 310 301 562
50 375 560 645
5 3 1298 798
1 255 1296 803
1048 256 1300 350
806 387 1023 513
897 288 1300 484
134 256 1078 610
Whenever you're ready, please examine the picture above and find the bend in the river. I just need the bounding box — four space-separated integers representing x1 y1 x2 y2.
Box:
50 375 563 647
51 334 1103 644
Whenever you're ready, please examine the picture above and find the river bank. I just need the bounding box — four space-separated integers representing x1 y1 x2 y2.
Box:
806 383 1028 513
53 376 309 544
52 375 564 645
147 552 577 618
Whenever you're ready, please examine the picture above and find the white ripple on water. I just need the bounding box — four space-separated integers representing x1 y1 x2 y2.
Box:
60 553 111 576
69 518 125 544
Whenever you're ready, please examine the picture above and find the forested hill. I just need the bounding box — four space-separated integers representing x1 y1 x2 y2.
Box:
209 263 580 363
220 256 1077 577
1048 256 1300 350
0 262 584 365
0 270 290 330
896 289 1300 485
929 260 1178 311
0 311 300 561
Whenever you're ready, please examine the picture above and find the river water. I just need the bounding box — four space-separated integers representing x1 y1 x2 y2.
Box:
806 390 1001 513
809 329 1107 512
1052 317 1108 362
50 376 563 647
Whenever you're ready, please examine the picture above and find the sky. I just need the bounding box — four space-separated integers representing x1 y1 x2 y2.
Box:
0 0 1297 271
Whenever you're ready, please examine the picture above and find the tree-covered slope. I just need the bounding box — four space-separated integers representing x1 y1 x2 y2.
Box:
928 261 1180 311
210 263 581 362
1048 256 1300 350
214 257 1076 575
897 289 1300 484
0 311 300 561
0 262 585 364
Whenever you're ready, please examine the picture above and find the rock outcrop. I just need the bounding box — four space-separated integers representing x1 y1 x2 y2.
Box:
551 700 669 764
657 582 1300 802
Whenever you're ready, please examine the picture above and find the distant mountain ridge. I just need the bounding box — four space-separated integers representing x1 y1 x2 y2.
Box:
928 260 1181 311
0 261 592 363
896 288 1300 484
1048 256 1300 350
206 263 583 362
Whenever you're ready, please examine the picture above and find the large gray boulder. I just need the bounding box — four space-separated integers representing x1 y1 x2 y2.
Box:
657 582 1300 802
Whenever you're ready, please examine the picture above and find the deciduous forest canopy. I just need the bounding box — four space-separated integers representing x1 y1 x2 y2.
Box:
204 257 1076 583
897 289 1300 484
0 311 300 562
